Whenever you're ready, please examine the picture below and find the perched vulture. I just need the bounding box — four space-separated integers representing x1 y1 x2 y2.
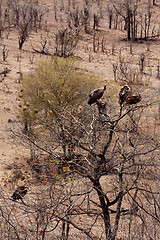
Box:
125 94 142 105
119 85 131 106
11 186 28 201
88 84 106 105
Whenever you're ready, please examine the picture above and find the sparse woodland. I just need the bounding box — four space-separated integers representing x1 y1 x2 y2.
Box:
0 0 160 239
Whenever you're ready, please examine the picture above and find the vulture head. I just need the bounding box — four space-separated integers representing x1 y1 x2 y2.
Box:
119 85 131 106
11 186 28 201
88 84 107 105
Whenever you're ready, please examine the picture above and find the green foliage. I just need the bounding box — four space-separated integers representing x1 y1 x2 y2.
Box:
18 56 99 126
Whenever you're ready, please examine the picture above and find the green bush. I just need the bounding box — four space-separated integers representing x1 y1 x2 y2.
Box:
18 56 100 128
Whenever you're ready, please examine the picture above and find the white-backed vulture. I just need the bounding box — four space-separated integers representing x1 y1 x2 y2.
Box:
119 85 131 106
88 84 106 105
11 186 28 201
125 94 142 105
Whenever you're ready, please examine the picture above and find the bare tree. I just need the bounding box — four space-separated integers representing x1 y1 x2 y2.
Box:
107 3 113 29
93 13 99 30
112 0 157 41
0 0 4 38
113 0 139 40
53 0 58 21
153 0 156 5
112 63 118 82
8 95 159 239
5 57 159 240
139 53 145 73
83 5 90 33
54 27 79 57
2 45 9 61
8 1 48 49
156 60 160 78
67 6 83 29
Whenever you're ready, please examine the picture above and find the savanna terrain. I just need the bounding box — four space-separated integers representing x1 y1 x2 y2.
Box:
0 0 160 239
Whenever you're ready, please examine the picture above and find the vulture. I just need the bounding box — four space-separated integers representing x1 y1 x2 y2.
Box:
11 186 28 201
88 84 106 105
125 94 142 105
119 85 131 106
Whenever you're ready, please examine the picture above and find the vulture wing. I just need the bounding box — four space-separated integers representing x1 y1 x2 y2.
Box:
89 89 99 97
119 85 131 105
88 85 106 105
125 95 141 104
11 187 27 201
